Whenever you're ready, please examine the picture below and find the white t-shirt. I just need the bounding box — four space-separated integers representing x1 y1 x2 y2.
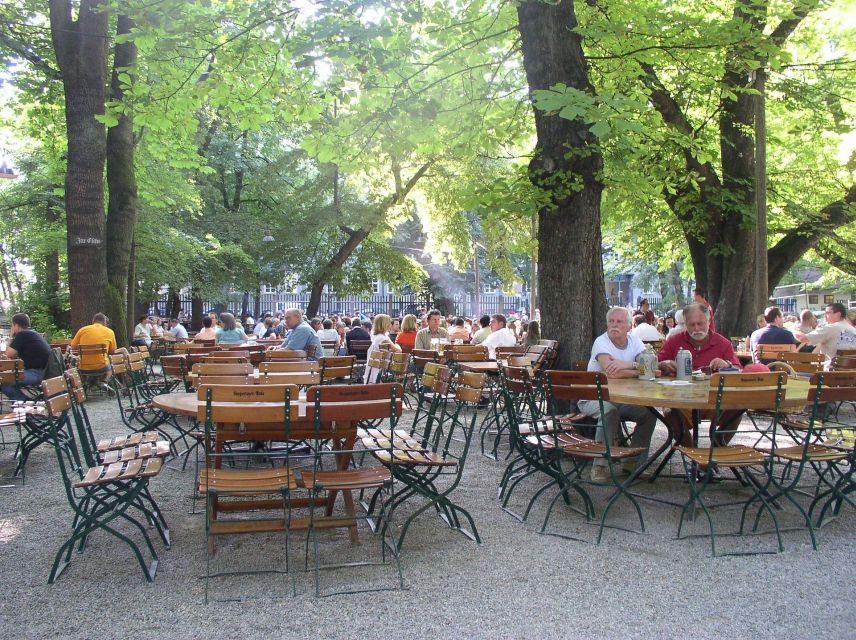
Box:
253 322 267 338
805 320 856 368
482 327 517 359
587 332 646 372
631 323 662 342
363 333 393 383
170 324 188 340
317 328 339 342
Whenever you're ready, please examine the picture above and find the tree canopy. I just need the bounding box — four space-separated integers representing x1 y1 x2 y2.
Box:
0 0 852 344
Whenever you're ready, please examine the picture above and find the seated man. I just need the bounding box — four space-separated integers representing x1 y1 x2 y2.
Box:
132 315 152 347
2 313 52 401
276 308 322 360
579 307 657 482
471 315 492 345
630 314 662 342
481 314 517 359
414 309 448 351
749 306 800 364
447 317 470 342
801 302 856 369
168 317 188 341
658 303 741 446
70 312 118 394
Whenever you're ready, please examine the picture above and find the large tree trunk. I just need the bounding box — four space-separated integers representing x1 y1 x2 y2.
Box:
49 0 109 332
105 14 138 348
517 0 607 367
126 239 136 343
191 292 204 331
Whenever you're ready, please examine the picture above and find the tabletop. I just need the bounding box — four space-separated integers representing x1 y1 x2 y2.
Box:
186 370 320 386
607 376 810 411
457 361 500 373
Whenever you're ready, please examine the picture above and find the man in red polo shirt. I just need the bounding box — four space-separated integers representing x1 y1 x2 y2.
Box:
657 303 741 446
658 303 739 373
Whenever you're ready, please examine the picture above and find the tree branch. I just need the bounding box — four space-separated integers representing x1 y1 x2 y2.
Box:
769 0 818 46
0 31 61 80
768 184 856 286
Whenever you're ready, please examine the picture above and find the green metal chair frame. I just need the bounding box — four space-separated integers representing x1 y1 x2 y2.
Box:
365 372 485 550
765 372 856 546
300 383 403 596
539 371 647 544
199 383 299 602
44 376 164 583
676 372 785 556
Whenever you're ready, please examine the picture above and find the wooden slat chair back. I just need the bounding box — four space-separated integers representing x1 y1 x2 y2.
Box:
387 352 411 387
411 348 438 371
834 348 856 358
832 354 856 371
0 359 24 385
525 344 552 372
160 355 189 390
347 339 372 363
495 346 526 360
211 349 250 358
264 349 307 362
259 372 320 386
203 355 249 364
365 349 393 383
776 351 824 375
539 339 559 349
705 372 787 410
758 343 797 361
71 343 108 373
320 340 338 356
192 362 253 377
260 360 319 374
319 355 356 384
445 346 488 372
197 383 300 434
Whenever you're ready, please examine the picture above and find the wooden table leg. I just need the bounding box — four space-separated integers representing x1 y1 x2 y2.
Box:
324 423 359 543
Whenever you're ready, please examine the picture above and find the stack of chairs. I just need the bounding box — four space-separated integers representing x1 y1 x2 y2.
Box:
43 373 169 583
360 372 487 550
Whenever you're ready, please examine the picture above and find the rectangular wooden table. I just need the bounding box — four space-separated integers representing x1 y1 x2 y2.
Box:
152 389 402 542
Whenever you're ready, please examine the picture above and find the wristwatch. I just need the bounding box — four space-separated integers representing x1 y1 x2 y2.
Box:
632 362 638 369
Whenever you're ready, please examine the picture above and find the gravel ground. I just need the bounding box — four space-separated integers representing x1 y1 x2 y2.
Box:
0 391 854 640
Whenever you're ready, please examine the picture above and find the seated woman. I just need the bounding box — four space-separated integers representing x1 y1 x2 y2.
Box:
214 312 248 345
364 313 401 383
522 320 541 348
194 316 217 342
395 314 418 350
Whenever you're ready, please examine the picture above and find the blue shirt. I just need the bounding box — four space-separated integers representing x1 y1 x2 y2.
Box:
215 327 247 344
750 324 800 363
279 321 322 360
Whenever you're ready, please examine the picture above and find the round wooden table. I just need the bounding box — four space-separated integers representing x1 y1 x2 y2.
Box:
152 391 310 418
607 376 810 411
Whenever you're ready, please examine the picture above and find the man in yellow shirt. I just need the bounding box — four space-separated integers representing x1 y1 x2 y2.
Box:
70 313 118 392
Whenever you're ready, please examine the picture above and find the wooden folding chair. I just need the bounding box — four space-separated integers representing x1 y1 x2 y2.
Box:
298 383 404 596
318 356 355 385
764 371 856 549
45 376 165 583
676 372 786 556
264 349 307 362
